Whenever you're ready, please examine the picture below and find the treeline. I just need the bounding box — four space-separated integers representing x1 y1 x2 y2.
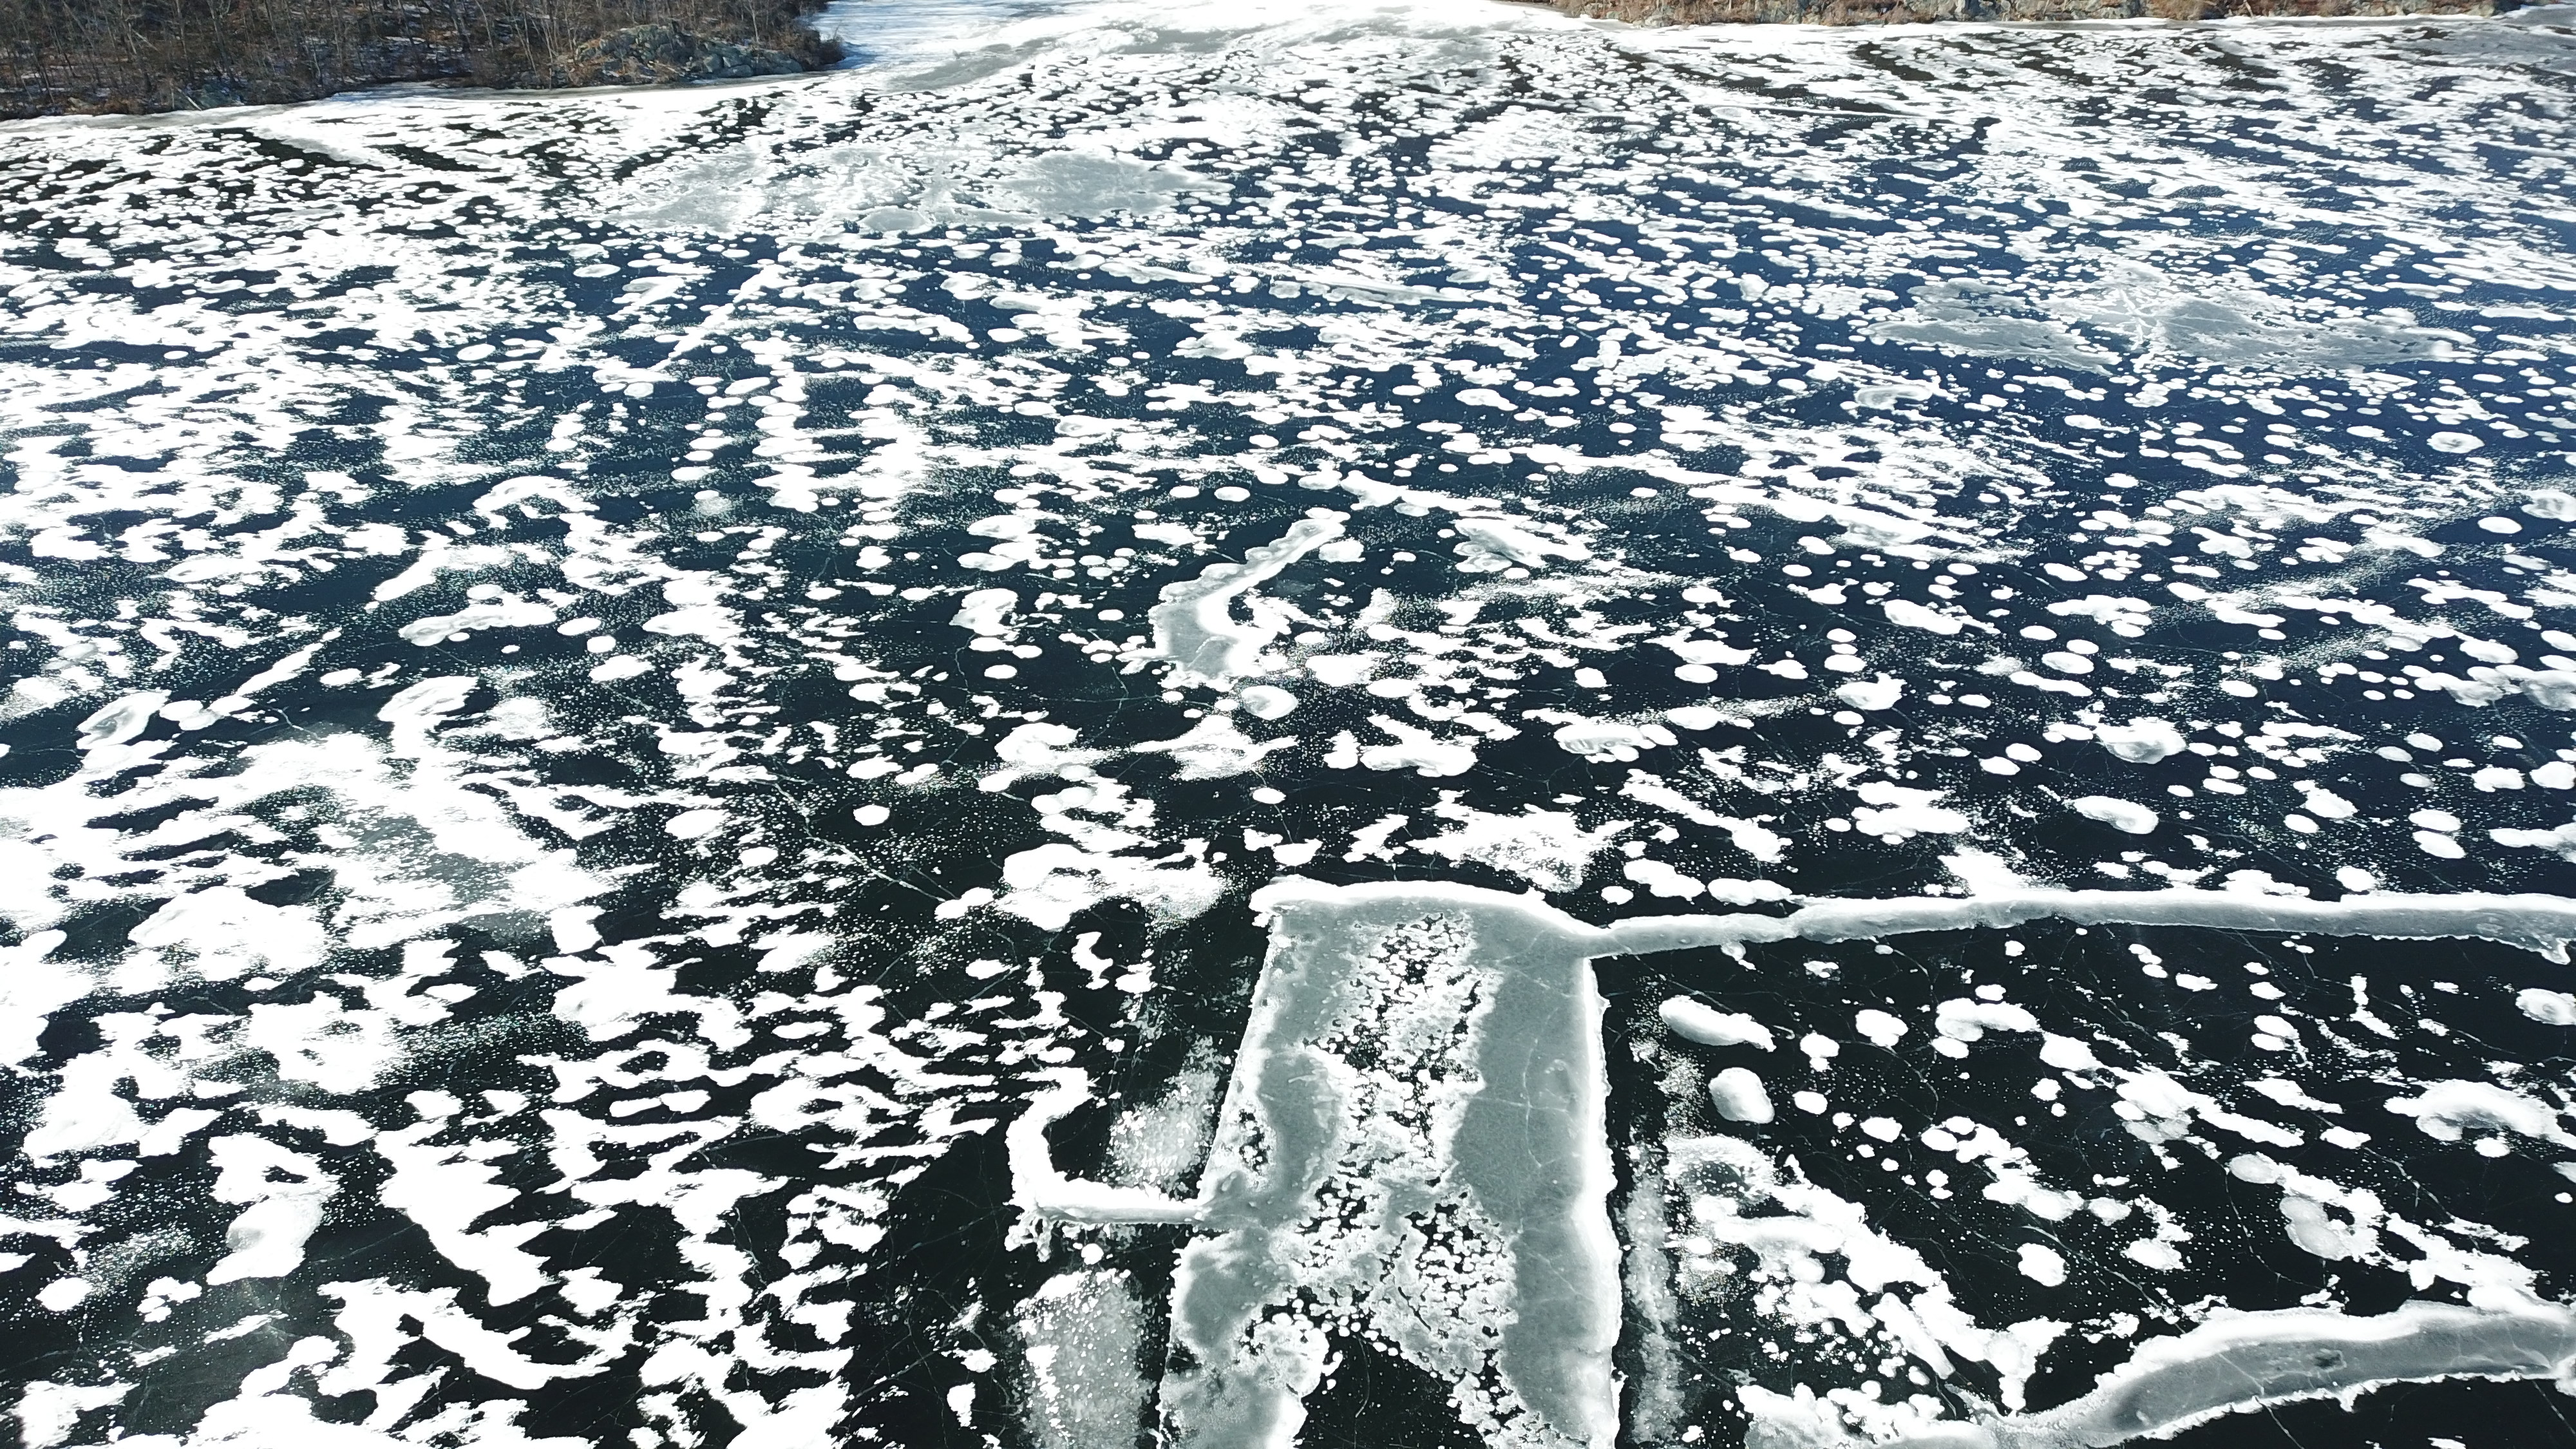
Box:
0 0 838 118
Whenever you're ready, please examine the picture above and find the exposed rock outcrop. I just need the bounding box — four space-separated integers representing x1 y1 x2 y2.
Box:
554 23 808 86
0 0 838 120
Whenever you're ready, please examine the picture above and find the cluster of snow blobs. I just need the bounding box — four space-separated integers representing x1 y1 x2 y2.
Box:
1 0 2575 1446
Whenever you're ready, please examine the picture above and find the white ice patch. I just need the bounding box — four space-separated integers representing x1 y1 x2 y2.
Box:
990 843 1224 932
1132 715 1296 781
1851 782 1970 842
1554 717 1676 763
1236 685 1298 720
14 1382 131 1449
2073 796 2160 835
1148 513 1344 689
2517 988 2576 1026
2490 820 2576 862
126 888 328 984
951 586 1019 636
981 721 1109 792
1624 858 1708 900
1882 598 1965 635
2383 1080 2576 1149
1935 998 2042 1044
1707 1068 1775 1125
2015 1243 2067 1288
1853 1009 1909 1049
1351 716 1479 778
203 1134 336 1284
2094 718 2186 765
1411 801 1625 891
1834 675 1904 712
0 931 83 1067
1660 998 1777 1052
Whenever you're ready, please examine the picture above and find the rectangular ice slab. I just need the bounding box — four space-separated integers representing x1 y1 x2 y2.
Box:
1160 880 1622 1449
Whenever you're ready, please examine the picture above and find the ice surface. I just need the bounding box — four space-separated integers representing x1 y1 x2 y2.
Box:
4 0 2576 1444
1113 876 2576 1446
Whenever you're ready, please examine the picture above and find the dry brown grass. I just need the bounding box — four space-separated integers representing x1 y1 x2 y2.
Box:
0 0 838 118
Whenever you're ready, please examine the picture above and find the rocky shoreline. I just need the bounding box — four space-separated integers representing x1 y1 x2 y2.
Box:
3 0 2525 122
549 23 816 86
0 1 837 120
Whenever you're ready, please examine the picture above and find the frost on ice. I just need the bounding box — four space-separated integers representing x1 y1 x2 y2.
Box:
6 0 2576 1444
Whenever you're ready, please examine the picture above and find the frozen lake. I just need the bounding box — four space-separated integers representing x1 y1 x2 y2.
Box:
4 0 2576 1445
